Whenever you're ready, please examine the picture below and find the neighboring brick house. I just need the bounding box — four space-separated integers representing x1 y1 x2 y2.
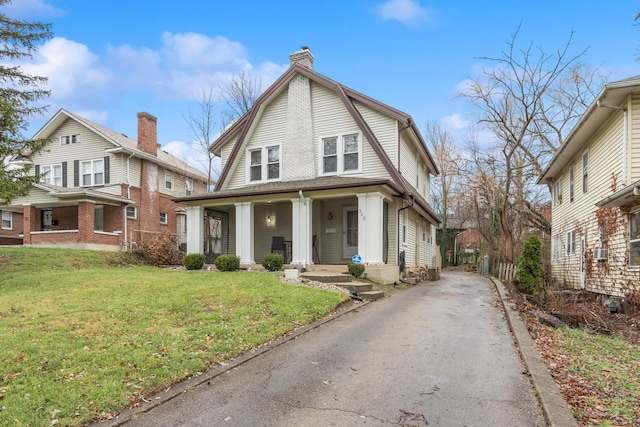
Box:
1 109 208 251
539 76 640 300
175 48 441 284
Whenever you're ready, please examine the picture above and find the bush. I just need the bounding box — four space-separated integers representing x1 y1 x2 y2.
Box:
214 254 240 272
513 235 543 296
183 253 205 270
262 253 284 272
137 230 182 266
348 263 365 278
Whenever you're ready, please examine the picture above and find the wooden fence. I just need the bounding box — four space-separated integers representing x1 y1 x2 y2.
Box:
496 262 517 282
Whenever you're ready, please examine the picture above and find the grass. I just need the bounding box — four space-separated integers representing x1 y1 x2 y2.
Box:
0 247 349 426
553 326 640 425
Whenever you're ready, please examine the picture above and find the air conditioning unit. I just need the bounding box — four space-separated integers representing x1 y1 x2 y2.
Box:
594 248 608 261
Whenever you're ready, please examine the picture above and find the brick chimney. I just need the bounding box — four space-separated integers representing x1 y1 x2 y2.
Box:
289 46 314 69
137 112 158 156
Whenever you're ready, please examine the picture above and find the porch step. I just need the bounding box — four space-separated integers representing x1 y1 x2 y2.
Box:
335 283 373 293
359 291 385 301
301 272 352 283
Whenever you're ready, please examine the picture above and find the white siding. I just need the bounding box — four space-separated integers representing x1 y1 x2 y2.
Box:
354 100 396 179
629 95 640 182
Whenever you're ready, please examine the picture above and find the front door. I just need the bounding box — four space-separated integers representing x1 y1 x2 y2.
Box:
579 234 586 289
41 209 52 231
343 206 358 259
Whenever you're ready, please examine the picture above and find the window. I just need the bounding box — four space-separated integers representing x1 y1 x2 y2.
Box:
321 133 361 175
599 221 608 249
553 177 563 207
41 164 62 186
185 179 193 196
582 150 589 194
126 206 137 219
81 159 104 186
401 209 407 244
552 235 562 260
629 211 640 267
61 135 70 145
248 145 280 183
566 230 575 256
71 134 81 144
94 205 104 231
569 165 574 203
160 212 168 224
165 172 173 189
1 211 12 230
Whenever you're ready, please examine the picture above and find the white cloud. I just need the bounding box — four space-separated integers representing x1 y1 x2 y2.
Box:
162 139 217 177
376 0 430 26
1 0 64 18
442 113 470 131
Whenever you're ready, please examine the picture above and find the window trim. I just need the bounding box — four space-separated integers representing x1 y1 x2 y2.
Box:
629 211 640 268
165 172 173 190
569 165 574 203
160 212 168 225
553 177 563 207
1 211 12 230
40 164 63 186
80 159 104 187
126 206 137 219
319 132 362 176
246 144 281 184
582 149 589 194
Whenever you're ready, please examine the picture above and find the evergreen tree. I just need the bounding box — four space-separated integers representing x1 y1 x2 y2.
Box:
513 235 544 296
0 0 52 204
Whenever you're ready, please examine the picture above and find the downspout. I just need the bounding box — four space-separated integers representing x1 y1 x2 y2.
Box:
397 196 414 273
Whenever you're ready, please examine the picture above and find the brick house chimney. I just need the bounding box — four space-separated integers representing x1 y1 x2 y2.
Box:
289 46 314 69
137 112 158 156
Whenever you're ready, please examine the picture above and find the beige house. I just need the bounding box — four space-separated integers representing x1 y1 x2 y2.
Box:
1 109 208 251
176 48 441 283
539 76 640 300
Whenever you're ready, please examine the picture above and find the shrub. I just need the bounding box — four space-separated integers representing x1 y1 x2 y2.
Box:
214 254 240 272
348 263 365 278
183 253 205 270
137 230 182 266
262 253 284 272
513 235 543 296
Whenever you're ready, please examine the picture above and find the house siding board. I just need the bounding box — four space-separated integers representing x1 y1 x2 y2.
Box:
354 100 396 179
399 134 418 188
629 95 640 182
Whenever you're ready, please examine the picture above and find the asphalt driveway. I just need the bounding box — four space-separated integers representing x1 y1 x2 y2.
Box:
115 272 546 426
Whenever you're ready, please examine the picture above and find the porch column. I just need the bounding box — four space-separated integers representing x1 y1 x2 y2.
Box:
23 204 36 245
357 192 384 265
78 200 95 243
291 197 312 266
234 202 254 265
186 205 204 254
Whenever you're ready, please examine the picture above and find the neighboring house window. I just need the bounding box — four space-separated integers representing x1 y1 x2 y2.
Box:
582 150 589 194
552 235 562 260
185 179 193 196
553 177 563 206
566 229 575 256
71 134 81 144
1 211 12 230
321 133 361 175
81 159 104 186
160 212 168 224
60 135 70 145
126 206 137 219
629 211 640 267
94 205 104 232
569 165 574 203
41 164 62 186
165 172 173 190
248 145 280 183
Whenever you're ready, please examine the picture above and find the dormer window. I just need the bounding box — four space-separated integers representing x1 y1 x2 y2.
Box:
60 134 81 145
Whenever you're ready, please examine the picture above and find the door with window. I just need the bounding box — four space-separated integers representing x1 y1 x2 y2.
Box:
580 234 586 289
343 207 358 259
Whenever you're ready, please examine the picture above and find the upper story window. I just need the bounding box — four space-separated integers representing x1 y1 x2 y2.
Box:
569 165 574 203
629 211 640 268
248 145 280 183
41 164 63 186
1 211 12 230
185 179 193 196
165 172 173 190
81 159 104 186
582 150 589 194
553 177 563 207
321 133 361 175
60 134 81 145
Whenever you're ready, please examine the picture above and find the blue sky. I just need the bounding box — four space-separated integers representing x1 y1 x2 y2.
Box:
4 0 639 173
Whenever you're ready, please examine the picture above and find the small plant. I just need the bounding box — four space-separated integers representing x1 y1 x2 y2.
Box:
512 235 543 296
183 253 205 270
348 263 365 278
262 253 284 272
214 254 240 272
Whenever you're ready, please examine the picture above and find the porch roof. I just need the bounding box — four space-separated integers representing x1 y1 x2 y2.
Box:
174 176 403 203
596 178 640 208
16 184 133 207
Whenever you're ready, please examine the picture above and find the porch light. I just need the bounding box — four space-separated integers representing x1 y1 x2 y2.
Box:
328 212 333 220
267 216 272 225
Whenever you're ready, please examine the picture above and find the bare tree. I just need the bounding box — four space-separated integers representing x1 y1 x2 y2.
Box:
218 70 263 127
460 26 604 262
184 89 218 192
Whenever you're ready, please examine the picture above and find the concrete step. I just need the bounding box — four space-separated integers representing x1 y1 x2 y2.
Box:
335 282 373 293
301 272 352 283
359 291 385 301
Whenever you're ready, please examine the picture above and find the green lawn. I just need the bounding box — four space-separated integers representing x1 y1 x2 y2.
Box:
0 247 349 426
